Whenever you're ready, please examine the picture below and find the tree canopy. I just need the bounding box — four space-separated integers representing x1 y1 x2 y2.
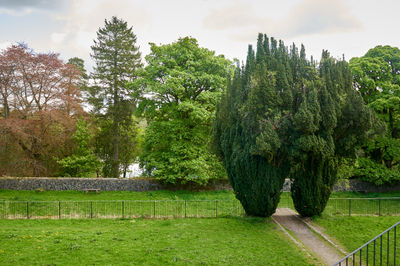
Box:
136 37 232 184
349 45 400 185
213 34 377 217
90 16 142 177
0 44 84 176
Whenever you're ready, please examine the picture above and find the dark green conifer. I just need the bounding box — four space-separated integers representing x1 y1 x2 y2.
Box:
213 35 376 217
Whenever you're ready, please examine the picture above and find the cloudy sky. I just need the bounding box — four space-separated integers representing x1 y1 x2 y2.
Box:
0 0 399 70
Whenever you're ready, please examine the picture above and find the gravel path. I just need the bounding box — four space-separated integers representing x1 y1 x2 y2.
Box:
273 208 344 265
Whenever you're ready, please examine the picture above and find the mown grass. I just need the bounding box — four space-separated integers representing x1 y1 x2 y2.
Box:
0 189 237 201
0 218 316 265
1 189 399 202
313 215 400 264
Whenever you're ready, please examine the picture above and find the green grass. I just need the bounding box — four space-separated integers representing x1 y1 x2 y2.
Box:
0 218 315 265
0 189 237 201
1 189 399 202
313 215 400 264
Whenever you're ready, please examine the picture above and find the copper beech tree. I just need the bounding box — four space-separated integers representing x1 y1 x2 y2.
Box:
0 44 84 176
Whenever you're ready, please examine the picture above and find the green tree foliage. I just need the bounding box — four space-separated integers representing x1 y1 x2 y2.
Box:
57 118 101 177
136 37 231 185
349 46 400 185
213 34 376 217
90 16 142 177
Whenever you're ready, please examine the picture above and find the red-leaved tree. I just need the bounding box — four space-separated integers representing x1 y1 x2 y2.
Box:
0 44 84 176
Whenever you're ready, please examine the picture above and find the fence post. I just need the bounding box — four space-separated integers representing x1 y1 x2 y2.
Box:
184 200 187 218
122 201 124 218
90 201 93 219
216 200 218 218
58 201 61 219
26 201 29 219
349 199 351 216
153 200 156 218
379 199 381 216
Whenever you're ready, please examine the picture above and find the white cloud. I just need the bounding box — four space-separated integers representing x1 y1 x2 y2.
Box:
0 7 33 16
46 0 151 69
0 41 12 50
204 0 361 42
51 32 66 44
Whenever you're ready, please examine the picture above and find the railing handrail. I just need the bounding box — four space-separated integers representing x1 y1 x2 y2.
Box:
330 197 400 200
334 221 400 265
0 199 234 203
1 197 400 203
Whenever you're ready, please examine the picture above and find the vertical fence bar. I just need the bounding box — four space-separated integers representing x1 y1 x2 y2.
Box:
216 200 218 218
387 232 389 266
26 201 29 219
360 249 362 266
374 240 376 266
380 235 383 266
153 201 156 218
59 201 61 219
184 200 187 218
394 226 396 266
90 201 93 219
379 199 381 216
349 199 351 216
122 201 124 218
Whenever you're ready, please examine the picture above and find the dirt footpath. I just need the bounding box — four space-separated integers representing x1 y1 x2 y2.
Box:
273 208 344 265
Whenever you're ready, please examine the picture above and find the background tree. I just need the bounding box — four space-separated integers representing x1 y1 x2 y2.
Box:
0 44 84 176
213 34 377 217
57 118 101 177
136 37 231 184
349 45 400 185
90 16 142 177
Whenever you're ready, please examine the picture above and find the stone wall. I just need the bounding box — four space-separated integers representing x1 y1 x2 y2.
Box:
0 177 233 192
0 177 164 191
333 179 400 193
0 177 398 193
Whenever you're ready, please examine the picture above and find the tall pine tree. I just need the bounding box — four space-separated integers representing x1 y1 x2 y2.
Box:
90 16 142 177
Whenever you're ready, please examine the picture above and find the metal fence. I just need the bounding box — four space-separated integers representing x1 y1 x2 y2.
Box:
334 221 399 266
0 197 399 220
0 200 246 219
278 197 400 217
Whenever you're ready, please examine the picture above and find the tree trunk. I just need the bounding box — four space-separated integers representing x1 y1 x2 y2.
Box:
389 108 395 138
112 94 119 178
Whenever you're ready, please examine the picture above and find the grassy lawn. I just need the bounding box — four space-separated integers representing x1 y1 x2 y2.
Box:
0 217 315 265
0 189 238 201
313 215 400 264
1 189 399 202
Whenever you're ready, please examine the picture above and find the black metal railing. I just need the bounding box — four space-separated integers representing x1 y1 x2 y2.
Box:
0 197 399 220
0 200 246 219
334 221 399 266
324 198 400 217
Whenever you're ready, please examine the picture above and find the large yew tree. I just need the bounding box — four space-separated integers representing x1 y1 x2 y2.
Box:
90 16 142 177
213 34 377 217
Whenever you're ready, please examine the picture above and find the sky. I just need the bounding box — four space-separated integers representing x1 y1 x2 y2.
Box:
0 0 399 70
